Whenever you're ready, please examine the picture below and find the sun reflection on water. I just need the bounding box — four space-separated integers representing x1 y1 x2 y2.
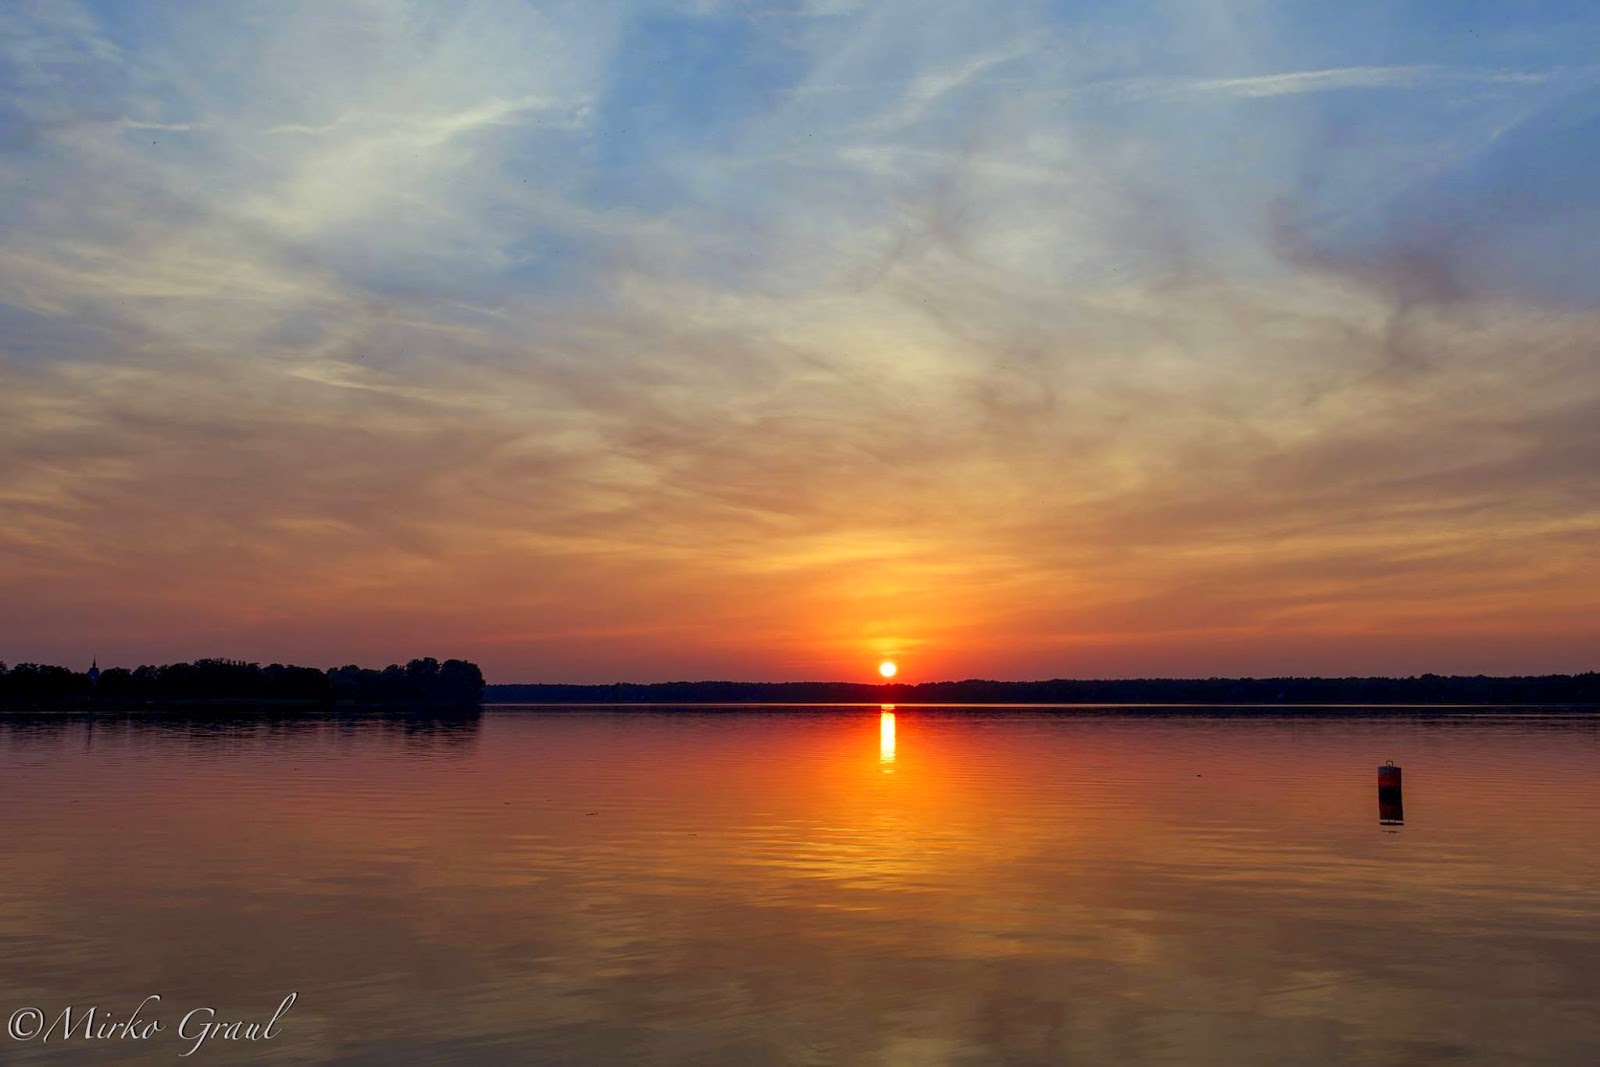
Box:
879 707 895 772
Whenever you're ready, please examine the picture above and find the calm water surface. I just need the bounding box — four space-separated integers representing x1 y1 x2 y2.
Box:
2 706 1598 1065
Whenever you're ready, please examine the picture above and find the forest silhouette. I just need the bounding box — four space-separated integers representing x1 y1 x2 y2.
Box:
0 657 485 708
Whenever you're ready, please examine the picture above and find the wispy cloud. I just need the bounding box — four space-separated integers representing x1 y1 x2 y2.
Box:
1183 65 1485 98
1085 64 1564 104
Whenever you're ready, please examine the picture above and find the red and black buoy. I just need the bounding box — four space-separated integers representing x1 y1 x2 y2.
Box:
1378 761 1404 826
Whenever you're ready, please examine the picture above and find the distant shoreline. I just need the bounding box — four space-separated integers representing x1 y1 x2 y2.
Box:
486 674 1600 706
484 701 1599 709
6 671 1599 714
6 701 1600 721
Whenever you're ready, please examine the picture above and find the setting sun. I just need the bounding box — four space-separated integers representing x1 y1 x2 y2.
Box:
878 660 897 679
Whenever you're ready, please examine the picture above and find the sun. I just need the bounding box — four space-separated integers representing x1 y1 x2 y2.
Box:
878 660 898 679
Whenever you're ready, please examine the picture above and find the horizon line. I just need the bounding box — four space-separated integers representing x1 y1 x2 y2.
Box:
487 671 1600 686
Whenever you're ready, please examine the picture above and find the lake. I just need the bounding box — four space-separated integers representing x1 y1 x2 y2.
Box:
2 706 1598 1065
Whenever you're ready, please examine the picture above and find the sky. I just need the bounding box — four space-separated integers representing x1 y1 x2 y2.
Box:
2 0 1599 683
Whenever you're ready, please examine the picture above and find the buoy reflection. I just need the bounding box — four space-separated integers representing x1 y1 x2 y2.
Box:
1378 761 1404 826
879 707 896 772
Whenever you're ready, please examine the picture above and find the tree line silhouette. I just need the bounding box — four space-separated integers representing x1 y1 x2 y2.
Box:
0 657 484 709
486 673 1600 706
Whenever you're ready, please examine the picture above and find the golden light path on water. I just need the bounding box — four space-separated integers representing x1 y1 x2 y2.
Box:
879 707 896 772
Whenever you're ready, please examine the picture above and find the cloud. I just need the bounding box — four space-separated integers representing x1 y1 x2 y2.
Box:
863 43 1037 131
1172 65 1543 99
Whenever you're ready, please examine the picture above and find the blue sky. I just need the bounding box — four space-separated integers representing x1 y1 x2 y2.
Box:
3 1 1599 680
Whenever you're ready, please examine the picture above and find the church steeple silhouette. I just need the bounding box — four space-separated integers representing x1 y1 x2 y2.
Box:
87 658 100 686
